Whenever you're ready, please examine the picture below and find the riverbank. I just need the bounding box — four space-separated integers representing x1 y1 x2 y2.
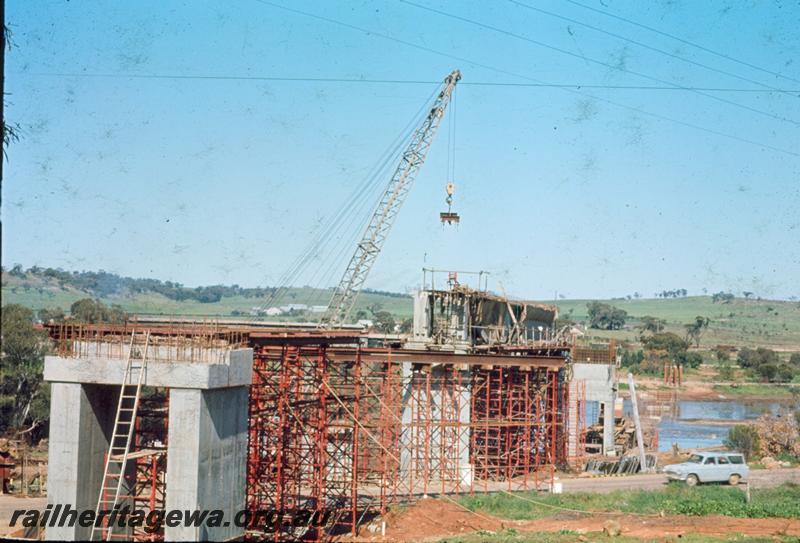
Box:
619 377 800 401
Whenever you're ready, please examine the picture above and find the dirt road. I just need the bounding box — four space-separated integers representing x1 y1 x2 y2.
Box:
561 467 800 493
384 495 800 542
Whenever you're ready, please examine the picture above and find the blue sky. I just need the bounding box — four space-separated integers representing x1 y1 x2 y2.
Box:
3 0 799 300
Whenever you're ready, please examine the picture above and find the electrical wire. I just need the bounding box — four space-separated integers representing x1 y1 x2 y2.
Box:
255 84 440 316
399 0 798 127
507 0 797 95
563 0 800 85
247 0 799 157
17 71 800 93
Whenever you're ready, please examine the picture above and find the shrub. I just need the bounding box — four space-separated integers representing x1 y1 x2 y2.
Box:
717 362 734 381
724 425 760 460
755 413 800 457
587 302 627 330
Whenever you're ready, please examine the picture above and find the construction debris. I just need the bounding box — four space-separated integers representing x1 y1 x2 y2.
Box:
585 453 658 475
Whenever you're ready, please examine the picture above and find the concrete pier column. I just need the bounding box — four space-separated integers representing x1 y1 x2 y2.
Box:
602 400 616 455
45 383 117 540
165 387 249 541
43 348 253 542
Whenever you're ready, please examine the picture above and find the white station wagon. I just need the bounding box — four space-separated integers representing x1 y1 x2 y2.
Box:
663 452 749 486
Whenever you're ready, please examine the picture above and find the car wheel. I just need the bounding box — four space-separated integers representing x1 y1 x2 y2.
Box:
686 474 699 487
729 474 740 486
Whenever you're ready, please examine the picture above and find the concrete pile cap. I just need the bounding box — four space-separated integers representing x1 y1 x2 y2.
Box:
43 349 253 389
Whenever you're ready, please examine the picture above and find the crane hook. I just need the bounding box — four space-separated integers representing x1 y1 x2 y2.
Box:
440 182 460 225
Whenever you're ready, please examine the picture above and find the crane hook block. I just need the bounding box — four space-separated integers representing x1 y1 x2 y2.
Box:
441 181 459 224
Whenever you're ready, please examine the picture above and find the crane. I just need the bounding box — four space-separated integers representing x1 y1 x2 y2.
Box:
320 69 461 326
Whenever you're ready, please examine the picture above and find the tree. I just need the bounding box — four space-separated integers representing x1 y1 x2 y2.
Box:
684 316 710 347
38 307 65 323
675 351 703 369
737 347 779 369
724 425 760 460
1 305 50 437
399 318 413 334
586 302 627 330
70 298 126 323
638 316 665 334
354 309 369 322
790 353 800 368
712 291 735 303
372 311 396 334
3 25 22 162
641 332 689 356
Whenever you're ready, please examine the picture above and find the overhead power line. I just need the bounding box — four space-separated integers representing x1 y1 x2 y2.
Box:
507 0 795 95
17 71 800 94
564 0 800 85
399 0 798 127
246 0 798 157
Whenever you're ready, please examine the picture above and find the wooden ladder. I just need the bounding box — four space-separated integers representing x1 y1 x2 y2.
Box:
90 331 151 541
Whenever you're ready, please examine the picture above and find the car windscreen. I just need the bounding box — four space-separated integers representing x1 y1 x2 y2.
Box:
687 454 703 463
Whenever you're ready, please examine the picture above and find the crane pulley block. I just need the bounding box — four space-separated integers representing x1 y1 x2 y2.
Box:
440 181 459 224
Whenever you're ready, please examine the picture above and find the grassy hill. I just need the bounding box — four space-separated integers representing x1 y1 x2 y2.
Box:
4 269 799 349
550 296 800 350
1 270 413 320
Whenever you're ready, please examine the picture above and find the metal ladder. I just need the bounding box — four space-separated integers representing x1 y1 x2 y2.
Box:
90 331 151 541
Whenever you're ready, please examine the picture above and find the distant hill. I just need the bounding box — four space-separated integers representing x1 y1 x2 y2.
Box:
550 296 800 350
3 266 799 349
1 267 413 321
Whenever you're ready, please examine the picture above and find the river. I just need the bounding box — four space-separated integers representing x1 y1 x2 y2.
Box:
623 398 797 452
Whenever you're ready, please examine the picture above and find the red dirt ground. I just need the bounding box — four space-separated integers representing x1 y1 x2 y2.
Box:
374 498 800 542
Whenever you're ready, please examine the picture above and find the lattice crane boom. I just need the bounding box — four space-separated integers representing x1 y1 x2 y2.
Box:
321 69 461 326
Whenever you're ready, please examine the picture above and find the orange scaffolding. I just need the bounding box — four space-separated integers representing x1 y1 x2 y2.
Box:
245 344 569 542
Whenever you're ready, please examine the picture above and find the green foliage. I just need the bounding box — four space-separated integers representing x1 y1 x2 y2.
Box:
12 266 404 307
586 301 627 330
657 289 688 298
738 347 779 369
1 304 50 438
738 347 797 383
372 311 396 334
712 291 736 303
69 298 126 323
685 315 710 347
715 348 731 362
620 349 644 368
458 483 800 520
638 315 666 333
399 318 413 334
724 425 761 459
641 332 689 355
620 349 663 376
713 384 798 397
37 306 65 323
675 350 704 369
717 360 735 381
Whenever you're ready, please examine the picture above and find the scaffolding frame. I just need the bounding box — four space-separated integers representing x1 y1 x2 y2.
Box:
245 345 569 542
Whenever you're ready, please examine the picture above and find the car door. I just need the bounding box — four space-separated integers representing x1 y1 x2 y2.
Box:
716 455 732 480
701 456 720 481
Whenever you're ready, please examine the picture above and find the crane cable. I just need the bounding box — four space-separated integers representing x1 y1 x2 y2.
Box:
252 85 440 317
